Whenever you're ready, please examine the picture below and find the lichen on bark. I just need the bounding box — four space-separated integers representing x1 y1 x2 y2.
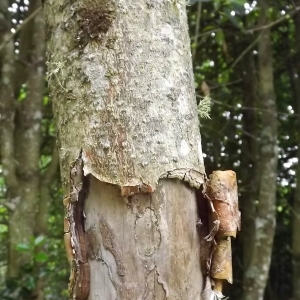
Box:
44 1 206 298
45 0 204 194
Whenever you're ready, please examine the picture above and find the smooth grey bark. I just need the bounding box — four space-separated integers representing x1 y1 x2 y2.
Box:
242 1 278 299
44 0 205 299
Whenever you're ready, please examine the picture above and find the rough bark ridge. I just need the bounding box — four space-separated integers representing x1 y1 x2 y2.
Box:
44 0 206 299
242 0 278 299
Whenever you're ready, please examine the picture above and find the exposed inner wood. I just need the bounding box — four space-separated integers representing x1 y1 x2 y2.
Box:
84 176 203 299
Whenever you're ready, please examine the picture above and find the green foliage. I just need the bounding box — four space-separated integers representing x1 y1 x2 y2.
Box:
0 1 298 299
188 1 298 298
18 85 27 102
0 224 7 233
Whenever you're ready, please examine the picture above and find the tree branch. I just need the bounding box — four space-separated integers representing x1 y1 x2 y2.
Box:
0 7 42 52
41 144 59 187
243 6 300 34
230 33 262 69
0 2 18 190
192 2 202 61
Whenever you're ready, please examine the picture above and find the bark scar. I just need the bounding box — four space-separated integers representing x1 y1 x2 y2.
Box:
64 149 90 300
99 217 125 277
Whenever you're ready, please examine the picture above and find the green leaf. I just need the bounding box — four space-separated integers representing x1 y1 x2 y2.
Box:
202 25 216 32
35 252 49 262
43 96 49 105
0 224 7 233
215 29 225 45
26 276 36 289
16 243 31 252
34 235 46 247
230 0 246 5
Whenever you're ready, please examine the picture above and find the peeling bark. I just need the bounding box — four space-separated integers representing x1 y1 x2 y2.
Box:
44 0 206 299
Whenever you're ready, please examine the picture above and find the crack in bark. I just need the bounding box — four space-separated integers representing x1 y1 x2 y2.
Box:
99 217 125 277
142 266 167 300
100 256 118 292
155 266 169 298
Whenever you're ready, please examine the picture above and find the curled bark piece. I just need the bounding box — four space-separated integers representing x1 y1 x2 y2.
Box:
202 170 240 296
75 262 90 300
205 170 240 237
64 232 74 263
205 200 220 242
160 168 205 189
64 151 90 300
211 237 232 283
120 183 153 197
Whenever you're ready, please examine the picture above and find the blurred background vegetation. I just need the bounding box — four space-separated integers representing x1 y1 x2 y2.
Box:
0 0 299 299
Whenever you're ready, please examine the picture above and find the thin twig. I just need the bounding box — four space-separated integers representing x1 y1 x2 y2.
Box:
196 94 300 117
193 6 300 41
41 144 59 187
230 33 262 69
192 2 202 61
243 6 300 34
0 7 42 52
209 79 243 90
192 28 217 39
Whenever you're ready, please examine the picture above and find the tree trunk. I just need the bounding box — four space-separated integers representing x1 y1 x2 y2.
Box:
7 0 45 278
44 0 206 299
0 1 54 298
240 50 259 273
242 1 278 299
291 2 300 299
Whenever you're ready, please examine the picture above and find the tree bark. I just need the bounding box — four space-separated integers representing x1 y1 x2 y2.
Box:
240 50 259 277
7 0 45 278
242 1 278 299
239 47 260 300
291 2 300 299
0 1 53 299
44 0 206 299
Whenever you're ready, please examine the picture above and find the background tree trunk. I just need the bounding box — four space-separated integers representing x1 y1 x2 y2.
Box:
292 1 300 298
242 0 278 299
44 0 206 299
240 50 259 274
0 1 57 298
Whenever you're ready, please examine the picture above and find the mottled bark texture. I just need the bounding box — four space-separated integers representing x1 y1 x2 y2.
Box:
240 51 259 274
0 0 56 298
86 178 202 299
44 0 205 299
292 2 300 298
242 1 278 299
